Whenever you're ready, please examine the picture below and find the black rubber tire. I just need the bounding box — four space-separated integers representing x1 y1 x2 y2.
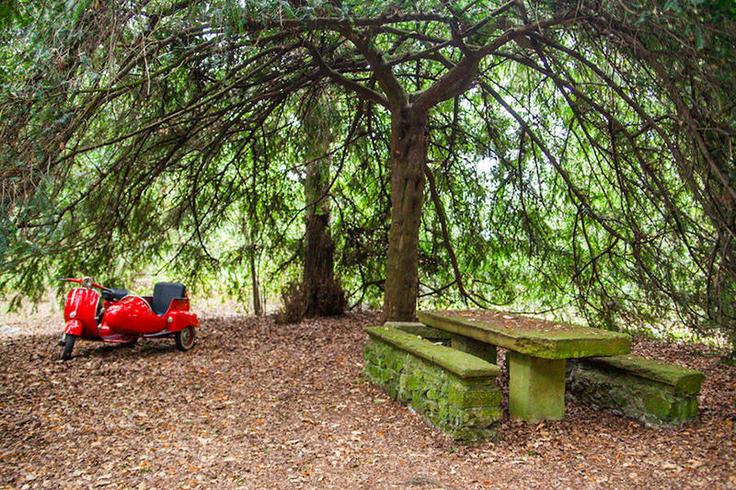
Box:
174 326 195 351
60 334 76 361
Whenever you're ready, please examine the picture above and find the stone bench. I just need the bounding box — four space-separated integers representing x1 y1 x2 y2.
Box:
383 321 452 344
364 326 502 442
567 354 705 426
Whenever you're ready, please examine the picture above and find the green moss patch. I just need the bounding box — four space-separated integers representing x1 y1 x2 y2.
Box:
418 310 631 359
567 357 703 426
585 355 704 395
450 334 497 364
364 326 500 378
508 352 566 421
383 321 452 342
363 328 502 442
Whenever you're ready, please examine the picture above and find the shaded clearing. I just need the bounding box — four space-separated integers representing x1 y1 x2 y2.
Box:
1 313 734 488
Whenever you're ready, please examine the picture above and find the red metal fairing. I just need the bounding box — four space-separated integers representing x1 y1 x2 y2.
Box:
63 288 100 339
63 319 83 336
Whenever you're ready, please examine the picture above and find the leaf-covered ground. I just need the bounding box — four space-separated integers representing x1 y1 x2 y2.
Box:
1 312 734 489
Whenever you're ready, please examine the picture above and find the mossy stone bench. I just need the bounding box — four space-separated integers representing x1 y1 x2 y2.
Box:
418 310 631 421
567 354 705 426
364 326 502 442
383 321 452 343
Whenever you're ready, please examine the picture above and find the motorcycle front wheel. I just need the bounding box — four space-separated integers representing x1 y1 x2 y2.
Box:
60 334 76 361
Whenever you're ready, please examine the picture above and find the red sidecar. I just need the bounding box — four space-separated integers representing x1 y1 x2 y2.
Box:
59 277 199 360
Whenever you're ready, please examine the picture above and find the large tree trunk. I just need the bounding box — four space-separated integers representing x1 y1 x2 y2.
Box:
302 92 344 317
383 108 428 321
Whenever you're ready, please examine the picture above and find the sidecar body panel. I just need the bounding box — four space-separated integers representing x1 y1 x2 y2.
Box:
100 292 199 336
103 296 166 334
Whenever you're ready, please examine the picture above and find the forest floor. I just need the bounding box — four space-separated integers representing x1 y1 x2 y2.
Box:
1 310 735 489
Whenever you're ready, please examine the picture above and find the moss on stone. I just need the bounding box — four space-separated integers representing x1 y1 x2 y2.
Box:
585 355 704 395
508 351 566 421
363 334 502 442
418 310 631 359
384 321 452 341
567 359 701 426
450 334 497 364
643 394 672 418
364 326 500 378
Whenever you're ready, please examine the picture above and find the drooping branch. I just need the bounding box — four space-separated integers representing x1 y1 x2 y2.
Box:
302 39 389 107
424 161 488 308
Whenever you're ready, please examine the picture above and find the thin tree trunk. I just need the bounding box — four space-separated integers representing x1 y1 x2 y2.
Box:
250 251 262 316
382 108 427 321
242 212 263 316
303 145 336 316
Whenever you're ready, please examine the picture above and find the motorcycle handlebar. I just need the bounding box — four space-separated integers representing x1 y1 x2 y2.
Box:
58 277 82 284
58 277 108 291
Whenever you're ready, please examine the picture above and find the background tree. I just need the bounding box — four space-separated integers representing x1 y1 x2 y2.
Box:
1 1 735 355
300 90 346 317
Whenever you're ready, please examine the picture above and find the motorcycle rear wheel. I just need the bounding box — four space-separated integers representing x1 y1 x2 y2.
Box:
175 326 195 351
60 334 76 361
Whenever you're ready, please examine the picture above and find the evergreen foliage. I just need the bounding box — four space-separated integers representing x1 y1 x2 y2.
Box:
1 1 734 349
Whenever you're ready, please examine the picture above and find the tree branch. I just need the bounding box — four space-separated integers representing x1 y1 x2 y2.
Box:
302 39 389 107
341 29 407 110
412 12 579 114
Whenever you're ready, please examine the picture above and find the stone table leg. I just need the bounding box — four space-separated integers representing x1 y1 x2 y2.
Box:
450 334 497 364
508 351 566 421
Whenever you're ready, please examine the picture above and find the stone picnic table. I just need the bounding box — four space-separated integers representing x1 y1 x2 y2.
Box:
417 310 632 421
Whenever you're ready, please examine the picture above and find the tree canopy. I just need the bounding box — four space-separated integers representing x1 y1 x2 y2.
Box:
1 1 735 348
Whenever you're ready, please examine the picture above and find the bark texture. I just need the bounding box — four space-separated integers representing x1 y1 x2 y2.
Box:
250 252 262 316
302 93 345 317
382 108 427 321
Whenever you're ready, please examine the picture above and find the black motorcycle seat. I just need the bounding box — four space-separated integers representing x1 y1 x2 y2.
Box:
102 288 128 301
152 282 186 316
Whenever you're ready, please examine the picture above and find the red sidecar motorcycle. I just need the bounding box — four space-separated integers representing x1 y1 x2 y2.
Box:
58 277 199 360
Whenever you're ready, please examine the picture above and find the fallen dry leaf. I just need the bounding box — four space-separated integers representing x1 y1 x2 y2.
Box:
0 311 734 489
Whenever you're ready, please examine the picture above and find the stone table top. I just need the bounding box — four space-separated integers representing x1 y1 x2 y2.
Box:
417 310 631 360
